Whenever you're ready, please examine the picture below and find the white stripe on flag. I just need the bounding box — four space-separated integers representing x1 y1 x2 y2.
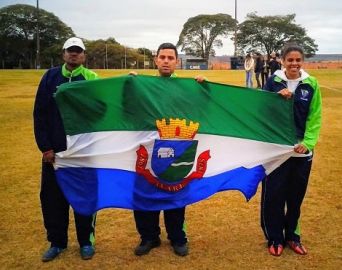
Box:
55 131 294 175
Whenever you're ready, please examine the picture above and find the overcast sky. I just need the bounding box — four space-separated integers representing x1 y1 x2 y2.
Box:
2 0 342 55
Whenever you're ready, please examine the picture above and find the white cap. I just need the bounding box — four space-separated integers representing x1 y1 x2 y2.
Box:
63 37 85 50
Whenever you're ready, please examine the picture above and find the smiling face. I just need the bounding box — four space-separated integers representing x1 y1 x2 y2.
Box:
282 50 304 79
155 48 178 77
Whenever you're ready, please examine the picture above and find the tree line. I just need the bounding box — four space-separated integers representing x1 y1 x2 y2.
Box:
0 4 318 69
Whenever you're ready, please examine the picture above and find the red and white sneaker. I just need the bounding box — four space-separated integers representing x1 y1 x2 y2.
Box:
287 240 307 255
268 244 284 256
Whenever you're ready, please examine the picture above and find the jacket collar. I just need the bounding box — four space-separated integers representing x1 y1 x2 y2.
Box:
62 64 83 78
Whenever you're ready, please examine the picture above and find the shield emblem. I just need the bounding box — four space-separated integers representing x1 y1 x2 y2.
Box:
151 139 198 182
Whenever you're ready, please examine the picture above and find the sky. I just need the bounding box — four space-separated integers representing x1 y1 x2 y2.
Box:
1 0 342 55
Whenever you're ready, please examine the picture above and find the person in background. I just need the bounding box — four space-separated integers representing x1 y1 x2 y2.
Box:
269 51 281 75
254 53 263 88
261 55 269 88
33 37 98 262
244 53 254 88
276 52 282 70
261 44 322 257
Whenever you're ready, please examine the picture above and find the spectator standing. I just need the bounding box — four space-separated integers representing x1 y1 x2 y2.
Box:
269 52 281 75
254 53 263 88
261 55 269 88
244 53 254 88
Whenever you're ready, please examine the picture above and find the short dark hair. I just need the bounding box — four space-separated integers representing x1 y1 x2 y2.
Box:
281 44 304 60
156 43 178 58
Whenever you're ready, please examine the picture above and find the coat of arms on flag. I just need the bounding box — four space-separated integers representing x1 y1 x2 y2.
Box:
136 118 210 192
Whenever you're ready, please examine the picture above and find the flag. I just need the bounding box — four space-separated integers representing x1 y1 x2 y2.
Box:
54 75 296 215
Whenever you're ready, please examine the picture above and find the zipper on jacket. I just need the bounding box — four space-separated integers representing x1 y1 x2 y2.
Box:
278 79 305 93
69 70 75 82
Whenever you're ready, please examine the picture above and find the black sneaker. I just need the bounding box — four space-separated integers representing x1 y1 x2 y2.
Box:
41 247 65 262
172 243 189 256
134 239 161 256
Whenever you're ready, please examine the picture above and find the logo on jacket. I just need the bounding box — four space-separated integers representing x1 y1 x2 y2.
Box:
135 118 210 192
300 89 309 101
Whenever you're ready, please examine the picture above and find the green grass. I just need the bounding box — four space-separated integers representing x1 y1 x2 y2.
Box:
0 69 341 269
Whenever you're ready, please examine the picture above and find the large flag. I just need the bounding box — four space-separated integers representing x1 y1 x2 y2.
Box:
54 75 296 215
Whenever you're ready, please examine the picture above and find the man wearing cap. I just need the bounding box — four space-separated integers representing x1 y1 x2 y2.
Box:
33 37 98 262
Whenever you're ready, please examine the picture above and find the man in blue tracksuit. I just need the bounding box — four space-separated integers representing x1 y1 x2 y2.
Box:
129 43 206 258
33 37 98 262
132 43 189 257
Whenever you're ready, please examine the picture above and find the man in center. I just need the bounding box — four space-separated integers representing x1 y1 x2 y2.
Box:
133 43 201 257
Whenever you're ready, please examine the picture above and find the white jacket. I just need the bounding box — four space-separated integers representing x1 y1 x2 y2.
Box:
244 57 254 71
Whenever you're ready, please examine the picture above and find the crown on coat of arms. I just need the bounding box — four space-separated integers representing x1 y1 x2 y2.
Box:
156 118 199 139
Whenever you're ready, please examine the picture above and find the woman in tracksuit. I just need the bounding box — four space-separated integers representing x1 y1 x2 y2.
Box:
261 44 322 256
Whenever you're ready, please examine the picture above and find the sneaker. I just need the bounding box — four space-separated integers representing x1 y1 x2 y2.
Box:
268 243 283 256
41 247 65 262
172 243 189 257
134 239 161 256
80 245 95 260
287 240 307 255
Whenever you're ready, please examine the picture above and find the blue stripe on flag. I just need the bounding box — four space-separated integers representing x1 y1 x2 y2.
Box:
55 166 265 215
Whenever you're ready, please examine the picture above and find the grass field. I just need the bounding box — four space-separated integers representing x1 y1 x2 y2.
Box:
0 69 341 269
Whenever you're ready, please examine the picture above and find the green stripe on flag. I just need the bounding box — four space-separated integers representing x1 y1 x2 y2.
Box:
55 75 296 146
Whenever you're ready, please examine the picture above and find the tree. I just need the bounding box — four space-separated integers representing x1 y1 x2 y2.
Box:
236 13 318 57
177 14 236 60
137 48 153 68
0 4 74 68
85 38 119 68
85 39 146 69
